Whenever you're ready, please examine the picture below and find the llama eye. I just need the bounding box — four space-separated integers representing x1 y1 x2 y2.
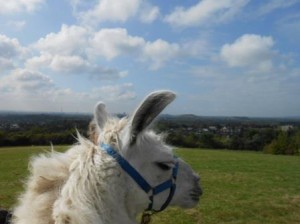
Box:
156 162 172 171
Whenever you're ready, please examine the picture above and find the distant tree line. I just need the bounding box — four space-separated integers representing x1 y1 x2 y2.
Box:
0 119 89 146
164 128 300 156
263 129 300 155
0 114 299 155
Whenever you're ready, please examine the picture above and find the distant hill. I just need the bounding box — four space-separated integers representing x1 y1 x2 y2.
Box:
0 111 299 127
159 114 300 126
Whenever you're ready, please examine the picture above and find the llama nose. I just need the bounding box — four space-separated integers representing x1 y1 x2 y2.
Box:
194 173 200 182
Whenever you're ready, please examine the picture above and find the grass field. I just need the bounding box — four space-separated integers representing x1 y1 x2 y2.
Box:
0 146 300 223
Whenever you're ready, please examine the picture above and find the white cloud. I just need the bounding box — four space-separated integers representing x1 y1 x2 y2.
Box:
0 69 136 112
165 0 249 27
0 58 15 71
257 0 298 16
0 34 24 58
29 25 90 70
26 53 127 80
139 5 160 23
90 28 144 59
49 55 90 73
30 25 191 73
29 25 127 79
0 34 26 71
90 28 181 69
0 69 54 95
220 34 275 73
188 63 300 117
6 20 26 31
72 0 160 25
181 39 211 58
92 83 136 101
34 25 89 56
33 25 89 55
89 67 128 80
25 54 52 70
76 0 141 26
143 39 180 70
0 0 45 14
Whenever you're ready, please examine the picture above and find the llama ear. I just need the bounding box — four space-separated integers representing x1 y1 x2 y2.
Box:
129 90 176 145
94 102 108 130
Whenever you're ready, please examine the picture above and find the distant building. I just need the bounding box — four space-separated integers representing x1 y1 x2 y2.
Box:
221 127 228 133
280 125 294 132
10 123 20 130
209 126 217 131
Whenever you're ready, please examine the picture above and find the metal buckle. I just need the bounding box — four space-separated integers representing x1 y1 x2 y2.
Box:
141 211 153 224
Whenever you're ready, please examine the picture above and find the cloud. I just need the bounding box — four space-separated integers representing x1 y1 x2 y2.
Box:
0 34 25 58
72 0 160 26
6 20 26 31
0 0 45 14
92 28 184 69
189 63 300 117
29 25 90 70
189 33 300 116
0 58 15 71
0 34 26 71
75 0 141 26
0 74 85 111
50 55 128 80
165 0 249 28
181 39 211 58
257 0 298 16
90 28 144 59
25 54 52 70
30 25 198 74
139 5 160 23
26 54 127 80
34 25 145 61
92 83 136 101
220 34 275 73
0 69 54 95
90 28 182 69
89 67 128 80
29 25 127 79
34 25 89 56
143 39 180 70
0 69 136 112
49 55 90 73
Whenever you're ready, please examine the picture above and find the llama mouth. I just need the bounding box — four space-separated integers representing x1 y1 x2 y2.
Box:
190 188 202 201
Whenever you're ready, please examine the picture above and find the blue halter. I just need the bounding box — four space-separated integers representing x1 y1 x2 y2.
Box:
100 143 179 213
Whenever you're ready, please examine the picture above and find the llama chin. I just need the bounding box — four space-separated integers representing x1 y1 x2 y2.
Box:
12 90 202 224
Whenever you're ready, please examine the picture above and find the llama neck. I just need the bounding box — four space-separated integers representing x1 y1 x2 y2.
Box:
53 145 140 224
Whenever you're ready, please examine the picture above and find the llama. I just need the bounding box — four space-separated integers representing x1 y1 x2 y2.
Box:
12 91 202 224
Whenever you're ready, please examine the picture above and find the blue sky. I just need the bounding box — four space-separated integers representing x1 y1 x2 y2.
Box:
0 0 299 117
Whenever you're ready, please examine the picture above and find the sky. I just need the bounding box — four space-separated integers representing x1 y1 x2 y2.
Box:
0 0 299 117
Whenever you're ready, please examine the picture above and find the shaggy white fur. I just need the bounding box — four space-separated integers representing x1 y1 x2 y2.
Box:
12 91 202 224
13 131 143 224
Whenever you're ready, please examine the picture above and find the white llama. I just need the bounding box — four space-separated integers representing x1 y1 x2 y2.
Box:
12 91 202 224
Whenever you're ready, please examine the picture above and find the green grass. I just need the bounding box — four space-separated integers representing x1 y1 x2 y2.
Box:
0 145 67 208
1 146 300 223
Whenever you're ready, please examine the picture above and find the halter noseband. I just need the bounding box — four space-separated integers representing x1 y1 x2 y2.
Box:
100 143 179 215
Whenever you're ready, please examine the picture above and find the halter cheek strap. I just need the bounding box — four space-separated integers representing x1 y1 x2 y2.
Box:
100 143 179 214
146 161 178 212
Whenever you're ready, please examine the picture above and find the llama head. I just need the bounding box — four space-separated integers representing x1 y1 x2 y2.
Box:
93 91 202 213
